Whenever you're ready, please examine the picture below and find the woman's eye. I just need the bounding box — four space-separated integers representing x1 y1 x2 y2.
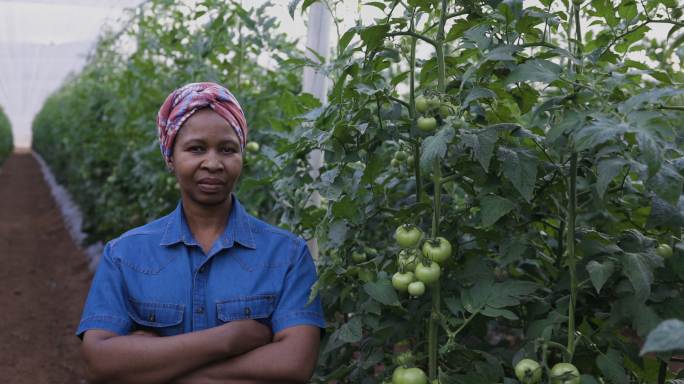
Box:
189 146 204 153
221 147 237 154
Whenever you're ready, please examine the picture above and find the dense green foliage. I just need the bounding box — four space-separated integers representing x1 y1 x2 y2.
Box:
34 0 684 382
32 0 318 243
0 106 12 165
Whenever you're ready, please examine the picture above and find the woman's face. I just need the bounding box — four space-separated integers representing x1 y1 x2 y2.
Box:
168 108 243 207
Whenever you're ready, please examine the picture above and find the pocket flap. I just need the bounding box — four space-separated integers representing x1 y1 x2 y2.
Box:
217 294 276 321
128 299 184 327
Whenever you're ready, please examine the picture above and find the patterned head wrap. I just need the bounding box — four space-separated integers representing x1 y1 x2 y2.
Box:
157 82 248 165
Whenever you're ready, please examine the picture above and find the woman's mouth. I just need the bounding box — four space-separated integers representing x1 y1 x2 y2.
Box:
197 178 225 193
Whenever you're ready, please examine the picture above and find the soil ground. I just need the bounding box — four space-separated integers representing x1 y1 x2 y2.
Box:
0 152 89 383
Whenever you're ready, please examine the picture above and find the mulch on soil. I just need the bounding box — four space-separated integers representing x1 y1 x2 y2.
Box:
0 152 90 383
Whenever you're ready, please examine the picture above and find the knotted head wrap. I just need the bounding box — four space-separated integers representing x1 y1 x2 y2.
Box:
157 82 248 166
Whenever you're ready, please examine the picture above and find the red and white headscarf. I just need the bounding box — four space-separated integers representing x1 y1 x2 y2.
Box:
156 82 248 166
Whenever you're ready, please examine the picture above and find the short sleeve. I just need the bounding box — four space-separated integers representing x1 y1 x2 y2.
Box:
76 241 133 338
271 240 326 334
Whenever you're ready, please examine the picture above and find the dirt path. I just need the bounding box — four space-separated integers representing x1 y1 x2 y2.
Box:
0 152 90 383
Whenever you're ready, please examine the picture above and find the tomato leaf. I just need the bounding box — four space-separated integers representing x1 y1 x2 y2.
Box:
461 127 498 172
420 126 455 172
363 279 400 306
338 316 363 343
596 348 629 383
596 158 627 199
586 260 615 294
646 195 684 229
504 59 561 84
497 147 538 202
640 319 684 355
621 252 660 302
480 194 516 226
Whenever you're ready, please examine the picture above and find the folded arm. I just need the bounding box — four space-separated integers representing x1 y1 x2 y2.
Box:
81 320 271 384
171 325 321 384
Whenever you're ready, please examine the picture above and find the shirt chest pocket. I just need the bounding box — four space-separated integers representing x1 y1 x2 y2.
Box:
216 294 276 326
127 299 185 336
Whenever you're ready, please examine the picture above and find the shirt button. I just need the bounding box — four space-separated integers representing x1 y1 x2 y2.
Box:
244 307 251 317
195 306 205 314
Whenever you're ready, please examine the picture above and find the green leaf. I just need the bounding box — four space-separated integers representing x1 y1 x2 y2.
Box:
505 59 561 84
480 194 516 226
497 147 538 202
621 252 655 301
640 319 684 355
338 28 357 52
596 158 627 199
546 110 585 143
574 118 631 152
464 87 497 105
647 196 684 229
586 260 615 294
338 316 363 343
287 0 302 18
596 349 629 383
481 306 518 320
327 220 348 248
636 132 661 178
359 24 390 51
420 126 455 172
363 279 400 306
497 0 523 22
647 164 684 205
461 128 498 172
620 88 684 113
331 195 357 219
591 0 618 27
617 0 637 20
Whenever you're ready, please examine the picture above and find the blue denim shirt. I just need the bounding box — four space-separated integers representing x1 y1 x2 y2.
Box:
76 196 325 337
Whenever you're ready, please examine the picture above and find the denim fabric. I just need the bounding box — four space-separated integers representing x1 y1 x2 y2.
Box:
76 196 325 338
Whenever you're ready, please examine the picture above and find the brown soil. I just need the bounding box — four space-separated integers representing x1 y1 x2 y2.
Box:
0 152 90 383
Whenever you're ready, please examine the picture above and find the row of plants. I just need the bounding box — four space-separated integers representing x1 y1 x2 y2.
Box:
33 0 684 382
32 0 318 243
277 0 684 382
0 105 12 165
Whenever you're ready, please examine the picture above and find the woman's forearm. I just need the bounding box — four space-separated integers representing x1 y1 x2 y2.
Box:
82 320 271 384
171 326 321 384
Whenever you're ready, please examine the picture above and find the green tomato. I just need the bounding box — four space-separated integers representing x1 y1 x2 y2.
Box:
392 271 415 292
417 117 437 132
549 363 580 384
406 155 415 165
352 251 367 263
407 281 426 296
393 367 428 384
415 262 441 284
398 249 417 271
395 225 423 248
394 150 409 161
245 141 260 153
422 237 452 264
656 244 673 258
391 158 402 168
514 359 542 384
438 104 451 117
415 96 429 113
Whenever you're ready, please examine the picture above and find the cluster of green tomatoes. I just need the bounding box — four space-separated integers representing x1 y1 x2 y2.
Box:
391 224 452 297
415 95 451 133
515 359 580 384
390 148 414 169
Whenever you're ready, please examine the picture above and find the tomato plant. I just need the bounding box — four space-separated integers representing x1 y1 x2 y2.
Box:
0 106 11 166
421 237 452 263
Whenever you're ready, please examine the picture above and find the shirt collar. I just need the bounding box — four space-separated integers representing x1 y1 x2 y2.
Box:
160 195 256 250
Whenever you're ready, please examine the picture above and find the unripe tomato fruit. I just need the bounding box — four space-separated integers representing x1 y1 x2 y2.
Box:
352 251 367 263
656 244 673 258
514 359 542 384
394 150 409 161
549 363 580 384
392 272 415 292
415 262 441 284
391 158 402 168
408 281 426 296
392 367 428 384
398 249 417 271
422 237 452 263
395 225 423 248
417 117 437 132
245 141 260 152
415 96 429 113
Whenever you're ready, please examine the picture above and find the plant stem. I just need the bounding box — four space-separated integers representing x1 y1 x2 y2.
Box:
408 8 425 203
566 152 578 361
428 0 448 379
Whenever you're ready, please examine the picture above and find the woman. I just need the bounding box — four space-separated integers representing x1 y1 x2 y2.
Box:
77 82 325 383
